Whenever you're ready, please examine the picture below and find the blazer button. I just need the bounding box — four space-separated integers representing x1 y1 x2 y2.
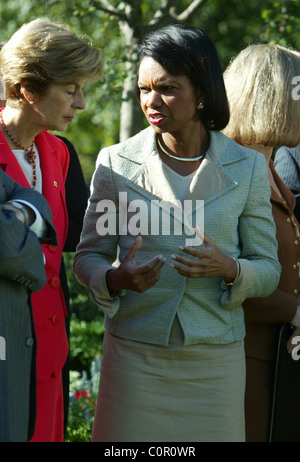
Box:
25 337 34 347
48 245 58 253
294 289 299 295
50 276 60 288
50 314 60 326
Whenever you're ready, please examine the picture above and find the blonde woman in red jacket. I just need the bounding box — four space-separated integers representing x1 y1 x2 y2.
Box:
0 18 103 441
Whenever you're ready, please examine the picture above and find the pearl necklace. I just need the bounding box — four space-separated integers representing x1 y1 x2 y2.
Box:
0 111 37 189
156 135 205 162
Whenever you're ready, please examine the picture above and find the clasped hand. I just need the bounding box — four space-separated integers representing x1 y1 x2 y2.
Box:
106 226 237 294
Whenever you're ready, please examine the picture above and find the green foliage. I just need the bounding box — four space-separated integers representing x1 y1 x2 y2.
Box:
65 380 97 442
63 253 105 373
65 421 93 442
69 318 104 373
188 0 300 68
1 0 299 179
64 253 102 442
65 355 101 442
260 0 300 47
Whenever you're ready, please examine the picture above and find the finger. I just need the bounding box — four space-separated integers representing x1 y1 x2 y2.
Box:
176 246 206 258
170 261 201 278
194 225 205 243
171 256 218 278
135 269 164 290
171 253 202 267
194 226 215 247
133 259 166 290
131 255 166 276
126 235 143 260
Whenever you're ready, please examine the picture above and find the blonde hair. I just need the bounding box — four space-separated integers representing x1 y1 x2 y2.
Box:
223 44 300 147
0 17 104 104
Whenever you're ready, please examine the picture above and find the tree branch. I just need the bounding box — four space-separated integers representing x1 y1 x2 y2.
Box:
89 0 128 23
148 0 172 26
169 0 208 21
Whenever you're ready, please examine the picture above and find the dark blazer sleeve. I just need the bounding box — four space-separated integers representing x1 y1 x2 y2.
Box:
274 146 300 193
6 180 57 245
57 136 88 252
0 169 57 292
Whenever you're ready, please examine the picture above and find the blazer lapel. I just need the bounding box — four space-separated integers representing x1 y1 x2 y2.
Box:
186 130 248 204
184 151 236 203
117 127 179 205
35 132 63 222
117 128 247 241
123 129 245 204
0 129 63 209
130 151 179 204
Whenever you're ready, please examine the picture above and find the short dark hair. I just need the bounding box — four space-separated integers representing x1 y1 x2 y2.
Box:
135 24 229 131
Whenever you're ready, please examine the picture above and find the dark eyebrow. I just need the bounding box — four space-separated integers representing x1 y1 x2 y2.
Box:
138 79 179 87
158 79 178 85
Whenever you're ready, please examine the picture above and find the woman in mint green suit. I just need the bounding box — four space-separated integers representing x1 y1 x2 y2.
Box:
74 25 281 442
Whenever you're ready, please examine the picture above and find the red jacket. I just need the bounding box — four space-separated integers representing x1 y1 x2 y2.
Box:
0 124 69 381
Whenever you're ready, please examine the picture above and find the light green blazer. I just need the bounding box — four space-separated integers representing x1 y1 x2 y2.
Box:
74 128 281 345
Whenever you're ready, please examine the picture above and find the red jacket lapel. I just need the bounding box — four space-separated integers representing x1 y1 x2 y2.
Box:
35 130 69 245
36 132 61 213
0 129 69 243
0 135 31 187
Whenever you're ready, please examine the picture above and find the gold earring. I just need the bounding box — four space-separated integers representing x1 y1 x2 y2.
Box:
197 102 204 110
29 100 34 105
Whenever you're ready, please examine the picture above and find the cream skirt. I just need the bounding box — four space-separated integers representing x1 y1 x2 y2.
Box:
92 325 246 442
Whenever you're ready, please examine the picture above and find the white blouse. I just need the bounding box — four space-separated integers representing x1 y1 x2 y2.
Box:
12 144 42 193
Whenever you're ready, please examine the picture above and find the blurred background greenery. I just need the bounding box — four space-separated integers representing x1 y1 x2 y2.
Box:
1 0 299 183
0 0 299 441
